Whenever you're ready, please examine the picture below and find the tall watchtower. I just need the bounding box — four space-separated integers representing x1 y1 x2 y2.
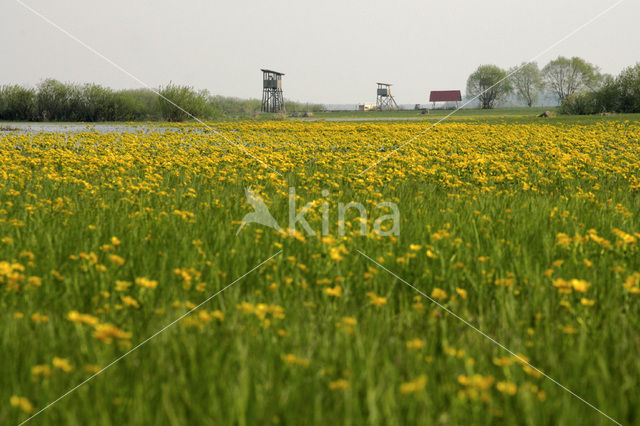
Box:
261 69 285 113
376 82 398 110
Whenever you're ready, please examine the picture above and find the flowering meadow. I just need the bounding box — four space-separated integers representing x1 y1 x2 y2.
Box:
2 119 640 424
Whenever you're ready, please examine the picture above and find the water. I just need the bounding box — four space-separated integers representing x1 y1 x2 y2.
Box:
0 122 168 134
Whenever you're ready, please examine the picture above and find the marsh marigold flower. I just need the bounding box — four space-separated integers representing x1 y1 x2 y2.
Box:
10 396 33 413
135 277 158 289
52 357 73 372
431 287 447 301
325 286 343 297
496 381 517 395
406 338 424 349
366 291 387 306
329 379 350 390
67 310 99 326
400 375 427 394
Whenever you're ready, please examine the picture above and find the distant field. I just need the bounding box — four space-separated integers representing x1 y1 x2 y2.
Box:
299 108 640 126
306 107 555 119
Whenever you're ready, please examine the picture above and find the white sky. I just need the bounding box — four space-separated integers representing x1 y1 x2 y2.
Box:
1 0 638 104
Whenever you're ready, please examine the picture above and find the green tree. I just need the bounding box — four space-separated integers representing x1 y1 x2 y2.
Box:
509 62 543 107
466 65 512 109
542 56 601 101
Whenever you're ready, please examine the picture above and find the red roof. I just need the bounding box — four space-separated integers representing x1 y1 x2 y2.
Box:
429 90 462 102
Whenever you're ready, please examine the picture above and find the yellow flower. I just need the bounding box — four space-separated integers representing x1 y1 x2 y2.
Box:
281 353 309 367
109 254 126 265
325 286 343 297
496 381 517 395
400 375 427 394
366 291 387 306
135 277 158 289
458 374 495 392
580 298 595 306
455 287 468 299
623 272 640 293
329 379 350 390
28 276 42 287
328 245 347 261
556 233 573 246
67 310 99 326
85 365 102 374
92 323 132 342
10 396 34 413
115 280 132 291
341 317 357 326
430 287 447 301
120 295 140 308
31 364 52 377
52 357 73 372
406 338 424 349
336 317 357 334
495 278 515 287
522 365 543 378
570 279 590 292
493 357 513 366
31 313 49 323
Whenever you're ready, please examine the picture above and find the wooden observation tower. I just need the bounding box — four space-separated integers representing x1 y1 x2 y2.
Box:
376 82 398 110
261 69 285 113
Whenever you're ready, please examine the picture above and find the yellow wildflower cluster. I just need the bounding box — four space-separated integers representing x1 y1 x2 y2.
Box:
623 272 640 294
238 302 285 328
400 375 428 394
281 353 309 367
552 278 590 294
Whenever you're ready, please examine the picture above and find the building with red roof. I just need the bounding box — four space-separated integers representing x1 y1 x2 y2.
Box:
429 90 462 108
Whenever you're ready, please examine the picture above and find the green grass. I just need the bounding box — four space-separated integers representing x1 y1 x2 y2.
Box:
301 106 555 119
1 118 639 425
299 108 640 127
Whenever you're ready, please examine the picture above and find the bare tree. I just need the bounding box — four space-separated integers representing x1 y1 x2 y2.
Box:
542 56 601 101
509 62 543 107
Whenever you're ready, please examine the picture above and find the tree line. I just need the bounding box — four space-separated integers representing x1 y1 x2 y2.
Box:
0 80 323 122
466 57 640 114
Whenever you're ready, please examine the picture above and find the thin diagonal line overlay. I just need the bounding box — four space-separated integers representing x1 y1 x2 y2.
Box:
356 249 621 425
358 0 626 176
15 0 283 177
18 251 282 426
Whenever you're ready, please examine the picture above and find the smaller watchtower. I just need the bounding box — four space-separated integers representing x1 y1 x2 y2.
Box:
261 69 285 113
376 83 398 110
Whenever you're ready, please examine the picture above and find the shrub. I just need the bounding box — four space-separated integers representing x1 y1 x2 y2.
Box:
617 64 640 113
158 84 213 122
560 63 640 115
0 85 37 121
560 92 599 115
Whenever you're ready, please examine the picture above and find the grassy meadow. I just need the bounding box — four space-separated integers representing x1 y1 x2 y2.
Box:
1 115 640 425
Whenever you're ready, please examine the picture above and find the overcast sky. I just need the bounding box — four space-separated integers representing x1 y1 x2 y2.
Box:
1 0 638 104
